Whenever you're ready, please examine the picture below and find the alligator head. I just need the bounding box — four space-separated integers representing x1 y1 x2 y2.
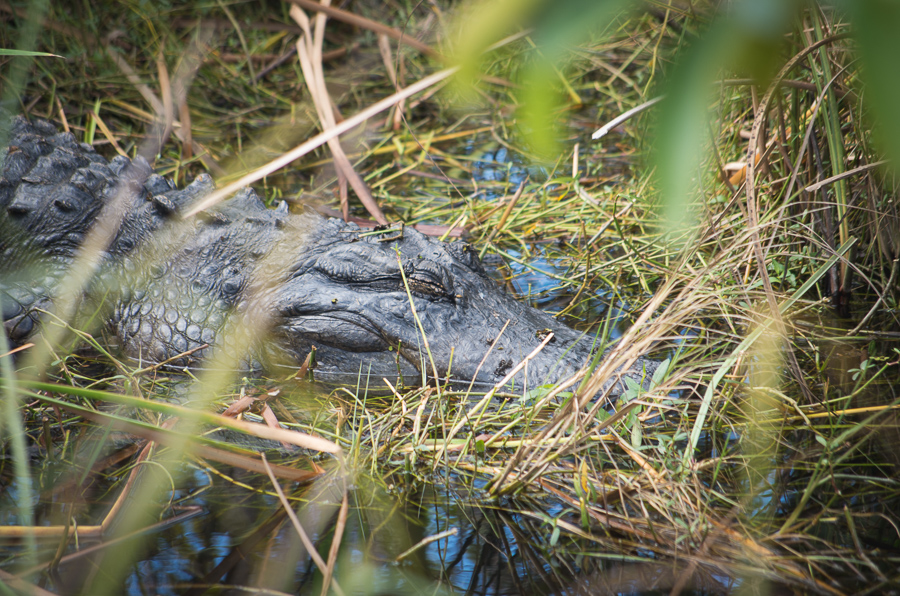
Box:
267 218 602 390
109 197 608 391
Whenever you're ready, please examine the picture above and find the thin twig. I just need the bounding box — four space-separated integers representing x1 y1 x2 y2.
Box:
261 455 346 596
183 66 459 217
287 0 440 58
804 160 888 193
592 96 664 140
395 528 458 562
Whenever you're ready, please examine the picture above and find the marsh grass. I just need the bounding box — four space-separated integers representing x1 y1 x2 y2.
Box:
2 1 900 593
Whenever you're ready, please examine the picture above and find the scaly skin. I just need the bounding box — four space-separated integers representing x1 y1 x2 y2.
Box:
1 114 657 391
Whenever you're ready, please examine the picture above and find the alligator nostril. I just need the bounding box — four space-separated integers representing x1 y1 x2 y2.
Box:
6 203 30 216
494 358 513 377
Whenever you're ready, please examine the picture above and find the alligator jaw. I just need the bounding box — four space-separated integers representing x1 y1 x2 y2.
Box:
269 316 598 392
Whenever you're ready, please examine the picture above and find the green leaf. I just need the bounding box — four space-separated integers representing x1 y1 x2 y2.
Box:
628 408 642 449
0 49 61 57
621 376 642 401
654 0 792 241
550 525 560 547
650 357 671 389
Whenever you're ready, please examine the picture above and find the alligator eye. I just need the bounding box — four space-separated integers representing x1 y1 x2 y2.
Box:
407 275 447 298
407 263 453 301
446 242 485 273
54 197 77 212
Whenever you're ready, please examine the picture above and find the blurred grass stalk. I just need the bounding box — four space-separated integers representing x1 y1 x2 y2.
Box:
0 0 54 574
742 313 782 538
451 0 634 160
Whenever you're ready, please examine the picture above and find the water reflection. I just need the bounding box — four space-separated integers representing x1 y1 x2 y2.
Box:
18 462 716 595
401 482 573 595
470 147 544 201
486 246 638 342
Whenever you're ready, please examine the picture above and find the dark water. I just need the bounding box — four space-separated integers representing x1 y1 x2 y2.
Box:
3 459 737 595
120 472 580 595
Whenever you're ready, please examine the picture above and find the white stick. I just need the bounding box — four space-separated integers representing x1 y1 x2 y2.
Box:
591 95 664 140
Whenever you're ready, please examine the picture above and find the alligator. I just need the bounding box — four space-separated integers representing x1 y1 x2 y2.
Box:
0 114 657 391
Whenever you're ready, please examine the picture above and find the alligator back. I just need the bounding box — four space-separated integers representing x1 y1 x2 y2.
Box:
0 114 310 367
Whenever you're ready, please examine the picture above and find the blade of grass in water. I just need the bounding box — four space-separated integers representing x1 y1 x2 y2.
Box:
683 237 857 471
